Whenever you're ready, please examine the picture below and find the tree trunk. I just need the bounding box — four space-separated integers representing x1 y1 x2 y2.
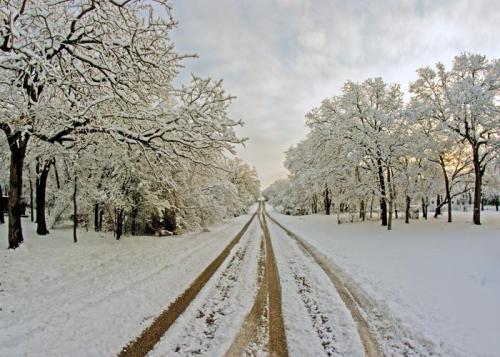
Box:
405 196 411 224
422 197 428 219
131 207 137 236
495 195 499 211
370 195 374 219
115 208 123 240
445 182 452 223
311 193 318 214
29 179 34 222
99 209 104 232
359 199 365 221
7 133 29 249
323 184 331 215
387 166 393 230
377 159 387 226
94 203 99 232
35 160 51 235
438 156 452 222
435 194 441 216
73 176 77 243
0 184 4 224
472 147 482 225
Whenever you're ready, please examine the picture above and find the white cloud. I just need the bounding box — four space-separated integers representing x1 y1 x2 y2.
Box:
170 0 500 187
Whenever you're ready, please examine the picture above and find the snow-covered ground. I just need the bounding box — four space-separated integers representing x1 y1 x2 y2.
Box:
0 214 251 357
267 205 500 357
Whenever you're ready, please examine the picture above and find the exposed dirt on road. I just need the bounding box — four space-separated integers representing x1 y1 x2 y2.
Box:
165 218 261 355
265 210 383 357
118 212 256 357
225 204 289 357
225 238 268 356
261 212 289 357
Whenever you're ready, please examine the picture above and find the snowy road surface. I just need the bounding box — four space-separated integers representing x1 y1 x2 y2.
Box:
2 204 499 356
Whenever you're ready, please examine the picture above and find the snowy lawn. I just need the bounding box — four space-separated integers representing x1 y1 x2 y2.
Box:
0 214 251 357
268 206 500 357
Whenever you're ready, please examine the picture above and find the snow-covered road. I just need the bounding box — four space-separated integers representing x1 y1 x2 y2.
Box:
149 217 262 356
267 214 366 357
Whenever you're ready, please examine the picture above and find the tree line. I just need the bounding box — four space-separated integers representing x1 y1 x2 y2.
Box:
264 53 499 229
0 1 260 249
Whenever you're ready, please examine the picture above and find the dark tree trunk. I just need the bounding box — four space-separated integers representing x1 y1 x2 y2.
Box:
29 179 34 222
311 193 318 214
481 199 484 211
370 195 374 219
99 209 104 232
422 197 428 219
7 133 29 249
438 156 452 222
35 159 51 235
472 147 482 225
0 184 4 224
377 159 387 226
445 181 452 223
94 203 99 232
115 208 123 240
131 208 137 236
323 184 331 215
359 199 365 221
435 194 441 216
73 176 77 243
395 204 398 219
405 196 411 224
386 166 393 231
495 195 499 211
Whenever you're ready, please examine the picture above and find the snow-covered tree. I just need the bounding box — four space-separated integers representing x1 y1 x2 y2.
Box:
410 53 499 224
0 1 247 248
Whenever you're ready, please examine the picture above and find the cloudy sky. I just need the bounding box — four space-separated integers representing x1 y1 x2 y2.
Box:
170 0 499 188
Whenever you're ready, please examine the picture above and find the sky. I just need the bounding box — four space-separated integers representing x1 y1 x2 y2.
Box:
169 0 500 188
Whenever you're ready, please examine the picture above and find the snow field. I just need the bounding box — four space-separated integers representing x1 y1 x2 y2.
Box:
267 206 500 357
267 219 365 357
149 217 262 356
0 214 251 357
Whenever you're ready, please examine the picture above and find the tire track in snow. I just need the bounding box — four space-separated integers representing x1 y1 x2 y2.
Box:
291 272 338 356
261 204 289 357
156 217 260 355
225 202 289 357
225 237 268 356
265 209 382 357
118 211 257 357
